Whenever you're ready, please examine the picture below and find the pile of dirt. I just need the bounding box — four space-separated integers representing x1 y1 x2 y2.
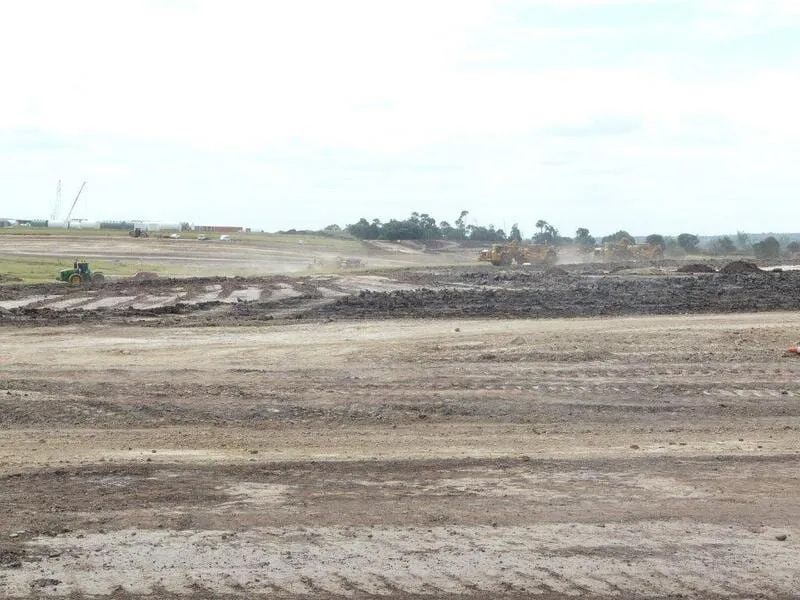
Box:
677 264 716 273
312 271 800 320
0 274 23 282
130 271 160 281
544 266 569 276
720 261 763 274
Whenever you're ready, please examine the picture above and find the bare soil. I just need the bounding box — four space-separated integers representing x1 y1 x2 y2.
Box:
1 306 799 598
2 265 800 328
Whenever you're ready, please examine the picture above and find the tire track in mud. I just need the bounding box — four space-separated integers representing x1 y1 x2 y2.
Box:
4 522 798 598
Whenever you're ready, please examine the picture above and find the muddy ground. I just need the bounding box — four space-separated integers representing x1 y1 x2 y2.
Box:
2 264 800 327
2 260 800 598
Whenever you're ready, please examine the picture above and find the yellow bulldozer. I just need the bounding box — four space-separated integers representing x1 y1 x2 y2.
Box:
594 240 663 261
479 241 558 266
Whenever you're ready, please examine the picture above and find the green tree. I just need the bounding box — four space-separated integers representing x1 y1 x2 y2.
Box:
346 218 381 239
753 236 780 260
645 234 665 248
509 223 523 242
677 233 700 252
575 227 596 248
710 236 736 255
533 223 559 245
468 224 506 242
602 230 635 244
736 231 750 250
454 210 469 240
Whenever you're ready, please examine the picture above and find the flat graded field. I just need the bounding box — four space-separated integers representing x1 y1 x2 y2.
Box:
1 312 799 598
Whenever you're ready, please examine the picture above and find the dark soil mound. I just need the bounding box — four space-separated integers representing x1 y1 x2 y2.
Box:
720 261 763 274
312 271 800 320
677 264 715 273
545 267 569 276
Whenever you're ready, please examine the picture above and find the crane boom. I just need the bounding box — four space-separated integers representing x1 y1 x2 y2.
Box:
65 181 86 229
51 179 62 222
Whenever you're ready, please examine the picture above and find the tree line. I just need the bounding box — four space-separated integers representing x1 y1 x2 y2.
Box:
343 211 520 242
328 211 795 259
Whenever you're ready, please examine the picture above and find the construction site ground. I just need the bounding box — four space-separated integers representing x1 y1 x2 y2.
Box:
2 258 800 598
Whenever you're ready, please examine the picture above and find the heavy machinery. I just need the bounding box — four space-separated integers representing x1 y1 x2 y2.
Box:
58 260 105 286
129 227 149 238
479 242 558 266
594 240 663 261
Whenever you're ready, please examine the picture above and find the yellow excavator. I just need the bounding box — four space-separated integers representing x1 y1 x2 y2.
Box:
479 241 558 266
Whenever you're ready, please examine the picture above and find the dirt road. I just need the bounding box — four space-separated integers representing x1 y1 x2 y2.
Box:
1 313 799 598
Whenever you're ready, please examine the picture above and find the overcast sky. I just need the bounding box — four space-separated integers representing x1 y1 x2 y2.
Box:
1 0 799 236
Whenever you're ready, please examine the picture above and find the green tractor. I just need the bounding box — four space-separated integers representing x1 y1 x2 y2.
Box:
58 260 105 286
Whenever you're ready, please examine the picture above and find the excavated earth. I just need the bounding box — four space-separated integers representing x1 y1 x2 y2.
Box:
1 263 800 598
1 265 799 326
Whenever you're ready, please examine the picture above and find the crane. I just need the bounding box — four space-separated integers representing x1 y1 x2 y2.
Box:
51 179 62 222
64 181 86 229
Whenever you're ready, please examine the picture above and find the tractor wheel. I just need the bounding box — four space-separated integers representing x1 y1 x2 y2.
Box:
68 273 83 285
92 273 105 285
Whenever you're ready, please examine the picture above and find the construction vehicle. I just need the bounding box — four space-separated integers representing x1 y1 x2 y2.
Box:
129 227 149 238
594 240 663 261
64 182 86 229
479 241 557 266
58 260 105 286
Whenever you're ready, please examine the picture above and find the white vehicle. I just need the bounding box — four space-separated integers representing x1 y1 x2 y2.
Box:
219 234 232 241
169 233 181 239
197 234 208 241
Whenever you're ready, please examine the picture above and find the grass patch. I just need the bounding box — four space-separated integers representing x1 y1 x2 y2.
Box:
0 255 176 284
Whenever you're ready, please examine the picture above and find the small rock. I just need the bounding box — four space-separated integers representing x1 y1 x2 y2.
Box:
630 444 640 450
776 534 788 541
31 578 61 588
454 327 460 332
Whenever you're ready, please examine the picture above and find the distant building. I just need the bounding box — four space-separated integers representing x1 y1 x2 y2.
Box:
132 222 181 232
194 225 244 234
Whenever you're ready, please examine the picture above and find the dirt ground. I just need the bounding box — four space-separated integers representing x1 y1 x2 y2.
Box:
1 304 799 598
3 262 800 328
0 234 480 279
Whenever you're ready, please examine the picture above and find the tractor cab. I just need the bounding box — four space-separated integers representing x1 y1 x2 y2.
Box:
58 259 105 286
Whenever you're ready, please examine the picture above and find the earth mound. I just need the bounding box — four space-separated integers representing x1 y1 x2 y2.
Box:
130 272 160 281
677 264 715 273
720 261 763 274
